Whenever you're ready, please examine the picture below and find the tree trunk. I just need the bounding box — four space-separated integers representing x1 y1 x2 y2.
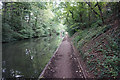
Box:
2 2 7 22
118 2 120 19
86 2 100 17
88 9 91 26
97 2 105 24
69 10 79 22
80 14 82 22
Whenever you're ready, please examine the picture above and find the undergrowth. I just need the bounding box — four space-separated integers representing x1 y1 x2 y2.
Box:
73 24 120 78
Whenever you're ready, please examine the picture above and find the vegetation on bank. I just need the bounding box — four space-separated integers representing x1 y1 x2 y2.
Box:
73 23 120 78
59 2 120 78
2 2 65 42
2 1 120 78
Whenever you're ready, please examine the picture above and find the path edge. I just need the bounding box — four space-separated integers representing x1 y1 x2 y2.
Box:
38 37 64 79
70 41 88 79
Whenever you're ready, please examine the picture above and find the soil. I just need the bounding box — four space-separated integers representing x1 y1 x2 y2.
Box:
80 19 120 78
40 35 85 79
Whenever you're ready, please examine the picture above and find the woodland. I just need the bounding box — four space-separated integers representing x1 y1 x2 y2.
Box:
2 1 120 78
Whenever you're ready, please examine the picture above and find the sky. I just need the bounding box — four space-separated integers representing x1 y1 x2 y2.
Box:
0 1 2 9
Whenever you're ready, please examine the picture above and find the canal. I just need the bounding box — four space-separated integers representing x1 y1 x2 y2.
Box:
2 36 62 78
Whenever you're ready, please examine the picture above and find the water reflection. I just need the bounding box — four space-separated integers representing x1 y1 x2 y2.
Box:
2 36 62 78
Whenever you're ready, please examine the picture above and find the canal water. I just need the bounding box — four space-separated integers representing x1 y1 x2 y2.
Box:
2 36 62 78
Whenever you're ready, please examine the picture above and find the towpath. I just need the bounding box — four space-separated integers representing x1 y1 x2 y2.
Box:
39 35 85 79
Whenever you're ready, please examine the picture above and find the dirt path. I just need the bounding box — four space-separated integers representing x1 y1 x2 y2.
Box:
40 35 85 79
53 35 74 78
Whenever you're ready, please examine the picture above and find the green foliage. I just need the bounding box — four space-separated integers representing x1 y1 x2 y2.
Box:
2 2 62 42
73 22 120 78
64 2 120 78
2 1 120 78
56 2 119 37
